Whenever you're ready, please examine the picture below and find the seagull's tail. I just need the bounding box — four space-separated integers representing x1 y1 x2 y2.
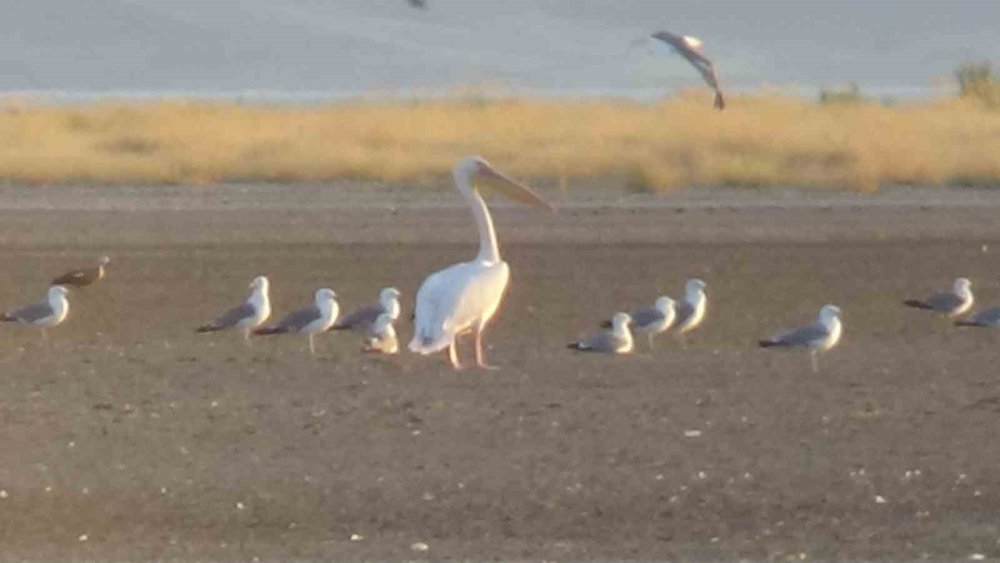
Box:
567 341 590 351
904 299 932 310
599 319 612 329
196 323 222 333
954 319 980 327
758 339 782 348
714 90 725 111
252 325 287 336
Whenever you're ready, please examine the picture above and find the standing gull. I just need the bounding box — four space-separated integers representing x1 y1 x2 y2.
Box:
569 312 634 355
649 30 725 110
52 256 110 287
759 304 843 374
603 296 676 350
253 288 339 356
409 156 552 370
904 278 974 318
364 313 399 355
674 278 708 343
331 287 401 332
955 306 1000 328
196 276 272 344
1 285 70 342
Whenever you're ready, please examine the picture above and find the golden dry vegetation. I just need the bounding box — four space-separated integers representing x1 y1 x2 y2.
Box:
0 93 998 190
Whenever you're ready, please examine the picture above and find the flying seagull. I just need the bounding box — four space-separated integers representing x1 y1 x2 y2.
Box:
330 287 401 332
649 30 725 110
955 306 1000 328
904 278 974 318
254 288 339 356
196 276 272 344
1 285 71 343
569 312 634 355
602 295 676 350
759 304 843 374
52 256 110 287
364 312 399 355
407 0 427 9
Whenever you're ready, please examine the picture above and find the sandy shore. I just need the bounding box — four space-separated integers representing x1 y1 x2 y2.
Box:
0 185 999 560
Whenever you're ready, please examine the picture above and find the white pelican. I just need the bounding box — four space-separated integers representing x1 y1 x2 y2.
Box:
254 287 338 356
759 304 843 373
197 275 272 344
570 312 634 355
904 278 974 318
2 285 70 343
649 30 725 110
408 156 551 369
52 255 110 287
364 312 399 355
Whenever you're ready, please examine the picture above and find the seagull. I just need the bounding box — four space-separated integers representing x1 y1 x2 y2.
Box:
408 156 551 370
674 278 707 343
1 285 71 342
955 306 1000 328
52 256 110 287
649 30 725 110
759 304 843 374
569 312 634 354
330 287 401 332
253 288 339 356
407 0 427 8
196 276 272 344
904 278 974 318
602 296 676 350
364 312 399 355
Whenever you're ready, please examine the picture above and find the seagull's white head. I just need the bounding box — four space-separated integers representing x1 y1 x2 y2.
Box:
819 304 842 322
454 155 551 210
379 286 401 303
954 277 972 294
98 256 111 266
655 296 675 311
612 312 633 329
48 285 70 301
250 276 269 291
315 288 337 304
686 278 707 297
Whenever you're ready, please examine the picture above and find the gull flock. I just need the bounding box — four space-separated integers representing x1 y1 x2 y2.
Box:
2 157 995 374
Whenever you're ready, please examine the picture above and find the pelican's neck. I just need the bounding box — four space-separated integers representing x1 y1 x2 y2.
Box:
457 173 501 263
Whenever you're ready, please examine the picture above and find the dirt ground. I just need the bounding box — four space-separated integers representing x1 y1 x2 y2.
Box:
1 185 1000 560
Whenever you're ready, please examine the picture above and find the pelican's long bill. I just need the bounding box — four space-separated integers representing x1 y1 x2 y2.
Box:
475 162 552 210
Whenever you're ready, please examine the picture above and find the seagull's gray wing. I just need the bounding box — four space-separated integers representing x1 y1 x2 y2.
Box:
331 304 381 330
200 302 256 331
275 305 322 332
922 291 964 312
630 307 666 330
3 302 54 324
771 322 829 348
650 30 725 110
570 331 628 354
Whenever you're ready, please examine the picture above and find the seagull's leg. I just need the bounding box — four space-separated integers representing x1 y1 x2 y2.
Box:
647 332 655 351
810 353 819 374
243 328 252 348
41 328 49 346
309 334 316 357
474 324 499 370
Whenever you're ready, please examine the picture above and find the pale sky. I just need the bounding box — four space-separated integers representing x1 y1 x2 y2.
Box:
1 1 997 97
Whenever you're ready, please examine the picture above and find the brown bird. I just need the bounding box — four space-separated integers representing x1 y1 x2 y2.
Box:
650 30 725 110
52 256 110 287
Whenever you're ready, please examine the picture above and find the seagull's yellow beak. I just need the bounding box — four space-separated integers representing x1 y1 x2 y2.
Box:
475 162 552 210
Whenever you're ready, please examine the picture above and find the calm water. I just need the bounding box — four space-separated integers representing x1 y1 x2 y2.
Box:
1 1 997 100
